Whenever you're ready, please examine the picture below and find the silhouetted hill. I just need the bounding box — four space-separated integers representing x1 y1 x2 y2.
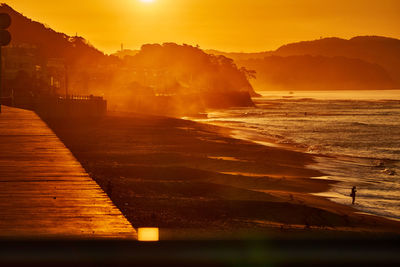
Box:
209 36 400 90
0 3 109 66
111 43 257 113
274 36 400 85
125 43 257 95
239 55 395 91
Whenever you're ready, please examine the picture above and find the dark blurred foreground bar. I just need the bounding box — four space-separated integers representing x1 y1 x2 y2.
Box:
0 237 399 266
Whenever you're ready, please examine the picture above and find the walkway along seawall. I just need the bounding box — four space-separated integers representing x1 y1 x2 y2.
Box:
0 105 136 238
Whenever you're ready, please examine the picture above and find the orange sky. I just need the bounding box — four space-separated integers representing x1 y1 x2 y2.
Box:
4 0 400 54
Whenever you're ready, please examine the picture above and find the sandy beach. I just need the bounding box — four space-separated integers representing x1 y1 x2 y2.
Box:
44 111 400 238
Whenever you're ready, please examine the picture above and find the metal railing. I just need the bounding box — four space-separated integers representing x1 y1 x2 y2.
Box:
58 95 104 101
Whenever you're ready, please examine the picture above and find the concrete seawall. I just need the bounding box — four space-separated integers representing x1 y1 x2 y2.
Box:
10 95 107 118
35 97 107 118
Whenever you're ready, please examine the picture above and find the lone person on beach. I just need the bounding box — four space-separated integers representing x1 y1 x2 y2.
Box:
350 186 357 205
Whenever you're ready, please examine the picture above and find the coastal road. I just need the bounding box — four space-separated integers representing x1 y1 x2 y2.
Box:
0 106 136 239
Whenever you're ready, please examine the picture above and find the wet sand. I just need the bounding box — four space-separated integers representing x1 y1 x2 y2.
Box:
44 111 400 238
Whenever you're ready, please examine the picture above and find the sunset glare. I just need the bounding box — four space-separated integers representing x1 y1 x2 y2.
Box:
4 0 400 54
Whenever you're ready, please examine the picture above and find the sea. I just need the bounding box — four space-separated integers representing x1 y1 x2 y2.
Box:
194 90 400 221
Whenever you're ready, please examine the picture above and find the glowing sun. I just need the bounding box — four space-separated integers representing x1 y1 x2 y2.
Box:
140 0 155 3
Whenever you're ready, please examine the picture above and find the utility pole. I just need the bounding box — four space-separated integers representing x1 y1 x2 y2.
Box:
0 13 11 113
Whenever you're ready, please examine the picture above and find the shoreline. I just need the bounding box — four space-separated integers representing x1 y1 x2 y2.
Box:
193 105 400 223
204 121 400 223
44 111 400 237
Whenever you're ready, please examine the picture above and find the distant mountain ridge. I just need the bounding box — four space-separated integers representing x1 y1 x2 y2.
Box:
240 55 395 91
274 36 400 85
206 49 273 61
209 36 400 90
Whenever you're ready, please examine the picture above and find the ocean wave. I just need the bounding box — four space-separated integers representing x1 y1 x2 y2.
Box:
199 93 400 220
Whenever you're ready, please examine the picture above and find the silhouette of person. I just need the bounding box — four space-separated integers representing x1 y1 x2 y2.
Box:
350 186 357 205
